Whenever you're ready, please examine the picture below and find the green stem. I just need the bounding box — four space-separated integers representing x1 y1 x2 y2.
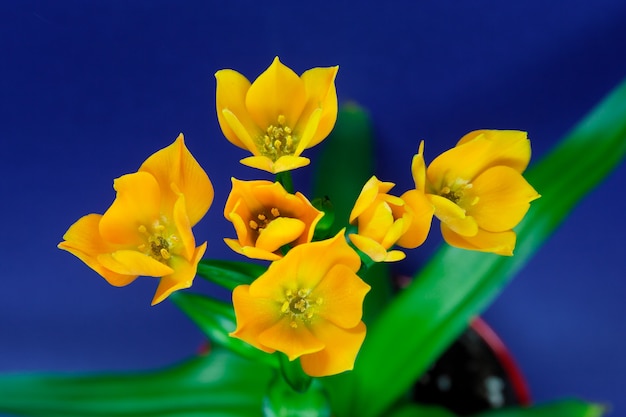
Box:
275 171 294 193
278 353 312 393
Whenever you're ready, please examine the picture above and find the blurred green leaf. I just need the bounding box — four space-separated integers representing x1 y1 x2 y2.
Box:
386 400 605 417
170 292 279 369
330 77 626 417
0 346 273 417
196 259 266 291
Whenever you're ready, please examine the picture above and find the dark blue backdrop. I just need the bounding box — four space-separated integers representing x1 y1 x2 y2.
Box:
1 0 625 414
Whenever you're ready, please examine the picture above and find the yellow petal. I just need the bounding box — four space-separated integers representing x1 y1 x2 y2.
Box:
298 65 339 148
58 214 137 286
428 130 531 183
250 230 360 299
357 201 395 243
429 194 478 236
396 189 434 249
245 57 307 131
99 172 160 245
221 109 261 155
239 155 310 173
215 69 260 149
230 285 279 354
223 238 282 261
384 250 406 262
301 321 366 377
410 141 427 191
256 217 306 252
294 108 322 155
349 176 395 223
151 242 207 305
97 250 174 277
315 264 370 328
258 318 325 361
171 191 195 260
139 134 214 227
468 166 541 232
348 233 392 263
441 224 516 256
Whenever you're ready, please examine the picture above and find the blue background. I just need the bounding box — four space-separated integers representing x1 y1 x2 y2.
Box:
1 0 625 414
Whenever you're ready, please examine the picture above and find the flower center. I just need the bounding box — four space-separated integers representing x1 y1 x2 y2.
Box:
137 222 176 263
281 288 323 329
259 114 296 161
439 179 479 207
248 207 281 233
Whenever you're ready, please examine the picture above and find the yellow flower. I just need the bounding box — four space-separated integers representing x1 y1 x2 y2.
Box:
348 176 433 262
224 178 324 261
215 57 339 174
58 134 214 305
412 130 540 255
230 230 370 377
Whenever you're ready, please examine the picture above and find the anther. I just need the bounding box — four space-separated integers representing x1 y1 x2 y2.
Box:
138 225 148 234
249 220 259 230
290 321 298 329
160 248 171 260
257 214 266 221
271 207 280 218
277 114 286 125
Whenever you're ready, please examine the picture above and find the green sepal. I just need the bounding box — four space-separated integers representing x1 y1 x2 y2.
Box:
196 259 266 291
170 292 279 369
278 353 312 393
263 374 331 417
0 346 273 417
326 76 626 417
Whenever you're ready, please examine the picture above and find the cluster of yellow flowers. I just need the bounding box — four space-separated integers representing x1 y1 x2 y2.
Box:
58 57 539 377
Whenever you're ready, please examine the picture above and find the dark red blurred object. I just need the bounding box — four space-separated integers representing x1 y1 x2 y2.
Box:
413 317 531 415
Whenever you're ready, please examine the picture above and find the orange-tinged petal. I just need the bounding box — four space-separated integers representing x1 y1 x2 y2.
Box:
396 189 434 248
230 285 279 354
215 69 259 149
298 65 339 148
301 321 366 377
58 214 137 286
411 141 427 191
428 130 531 183
151 242 207 305
380 216 409 249
239 155 311 174
256 217 306 252
245 57 307 130
441 224 516 256
258 319 325 361
429 194 478 236
467 166 541 232
97 250 174 277
139 134 214 226
315 264 370 328
99 172 160 245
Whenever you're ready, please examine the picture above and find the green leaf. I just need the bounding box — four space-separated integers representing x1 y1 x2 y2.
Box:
196 259 266 291
0 346 273 417
170 292 279 369
312 103 376 235
331 76 626 417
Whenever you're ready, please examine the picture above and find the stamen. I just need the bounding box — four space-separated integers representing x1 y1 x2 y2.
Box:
277 114 286 125
249 220 259 230
160 248 171 260
271 207 280 218
257 115 298 161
